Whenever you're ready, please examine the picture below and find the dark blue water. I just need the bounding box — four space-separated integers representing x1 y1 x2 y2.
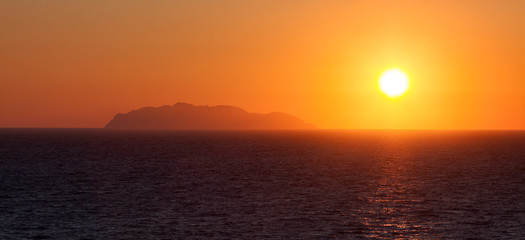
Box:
1 129 524 239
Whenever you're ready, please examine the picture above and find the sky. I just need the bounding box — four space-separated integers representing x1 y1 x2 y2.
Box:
1 0 524 129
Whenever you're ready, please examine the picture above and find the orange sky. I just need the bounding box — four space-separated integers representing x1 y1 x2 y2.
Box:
1 0 524 129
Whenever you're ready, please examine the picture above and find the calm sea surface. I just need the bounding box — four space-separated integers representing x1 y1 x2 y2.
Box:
1 129 524 239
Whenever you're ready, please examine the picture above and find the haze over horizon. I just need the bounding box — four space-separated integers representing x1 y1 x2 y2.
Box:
1 0 524 129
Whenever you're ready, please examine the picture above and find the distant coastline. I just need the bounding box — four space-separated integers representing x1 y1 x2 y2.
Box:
105 102 316 130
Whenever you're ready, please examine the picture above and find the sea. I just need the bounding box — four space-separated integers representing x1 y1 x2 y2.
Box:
1 129 524 239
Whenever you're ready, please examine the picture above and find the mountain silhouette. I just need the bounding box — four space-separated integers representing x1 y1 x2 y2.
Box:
105 102 316 129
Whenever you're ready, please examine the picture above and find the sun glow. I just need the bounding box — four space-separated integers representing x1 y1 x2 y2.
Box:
378 69 409 98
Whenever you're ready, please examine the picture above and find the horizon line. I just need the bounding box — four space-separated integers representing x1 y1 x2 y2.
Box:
1 127 525 131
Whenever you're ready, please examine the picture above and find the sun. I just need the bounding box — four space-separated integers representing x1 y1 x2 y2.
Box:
378 69 409 98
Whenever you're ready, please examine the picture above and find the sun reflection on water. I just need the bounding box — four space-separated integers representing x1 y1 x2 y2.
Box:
358 136 433 239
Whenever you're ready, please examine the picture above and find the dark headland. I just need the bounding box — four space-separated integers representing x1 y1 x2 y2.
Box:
105 102 316 129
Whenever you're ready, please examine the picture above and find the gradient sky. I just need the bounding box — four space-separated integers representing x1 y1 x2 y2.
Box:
1 0 524 129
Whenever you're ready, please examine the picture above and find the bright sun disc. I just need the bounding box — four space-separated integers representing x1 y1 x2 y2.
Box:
379 69 409 98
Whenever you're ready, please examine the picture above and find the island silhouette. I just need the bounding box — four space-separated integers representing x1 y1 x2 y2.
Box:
105 102 316 129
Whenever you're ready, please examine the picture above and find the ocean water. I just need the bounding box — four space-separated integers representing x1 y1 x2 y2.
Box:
1 129 524 239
